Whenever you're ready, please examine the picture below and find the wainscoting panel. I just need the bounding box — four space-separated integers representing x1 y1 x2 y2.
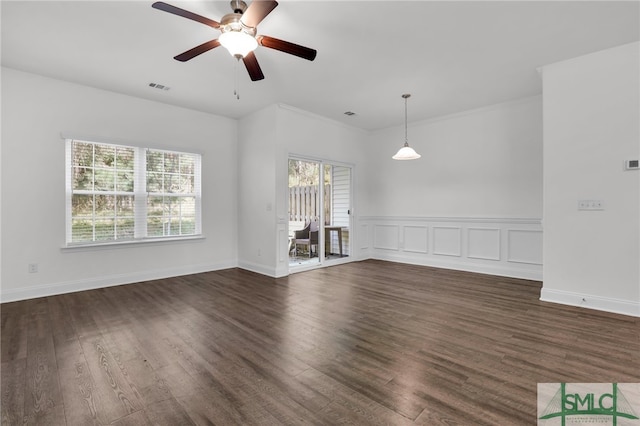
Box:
468 228 501 261
359 224 369 250
373 224 400 250
278 226 287 263
359 216 542 280
508 229 543 265
433 227 462 257
403 225 428 253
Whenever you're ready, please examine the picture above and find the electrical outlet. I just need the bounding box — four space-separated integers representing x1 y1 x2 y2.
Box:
28 263 38 273
578 200 604 211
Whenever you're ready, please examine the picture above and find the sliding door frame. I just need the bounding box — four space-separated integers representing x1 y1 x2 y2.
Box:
288 154 354 273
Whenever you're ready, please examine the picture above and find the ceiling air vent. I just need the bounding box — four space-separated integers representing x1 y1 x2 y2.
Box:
148 82 170 91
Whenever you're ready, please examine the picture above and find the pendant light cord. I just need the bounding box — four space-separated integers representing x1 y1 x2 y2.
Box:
404 95 408 146
403 93 410 147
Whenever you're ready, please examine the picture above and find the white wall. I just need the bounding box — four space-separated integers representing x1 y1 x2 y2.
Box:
360 97 544 279
236 98 545 280
364 96 543 218
540 42 640 317
237 101 544 280
274 105 368 276
237 104 368 277
2 68 543 298
1 67 238 302
236 105 278 276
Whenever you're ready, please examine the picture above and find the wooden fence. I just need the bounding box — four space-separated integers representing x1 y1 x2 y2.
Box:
289 185 331 224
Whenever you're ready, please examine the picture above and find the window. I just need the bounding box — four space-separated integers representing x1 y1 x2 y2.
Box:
65 139 201 245
145 149 198 237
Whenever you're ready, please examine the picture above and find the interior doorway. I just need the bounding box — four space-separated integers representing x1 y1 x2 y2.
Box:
288 158 352 270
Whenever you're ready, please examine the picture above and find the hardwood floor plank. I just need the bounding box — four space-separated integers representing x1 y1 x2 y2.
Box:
298 368 414 425
53 333 108 426
1 359 26 425
60 292 143 424
108 409 152 426
47 296 78 344
153 300 331 416
174 387 245 426
23 299 66 426
2 260 639 425
117 356 173 406
315 361 425 419
143 397 196 426
225 357 329 425
49 295 113 425
75 334 142 422
1 302 28 362
135 317 262 424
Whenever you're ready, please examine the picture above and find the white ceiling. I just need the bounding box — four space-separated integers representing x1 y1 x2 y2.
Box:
2 1 638 131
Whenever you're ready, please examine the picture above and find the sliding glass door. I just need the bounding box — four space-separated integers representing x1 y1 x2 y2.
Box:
288 158 351 270
324 164 351 261
288 159 321 267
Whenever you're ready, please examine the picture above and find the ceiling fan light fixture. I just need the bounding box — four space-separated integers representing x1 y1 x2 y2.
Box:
152 1 316 82
392 93 421 160
219 30 258 58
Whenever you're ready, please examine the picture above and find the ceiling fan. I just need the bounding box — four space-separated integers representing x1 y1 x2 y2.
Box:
152 0 317 81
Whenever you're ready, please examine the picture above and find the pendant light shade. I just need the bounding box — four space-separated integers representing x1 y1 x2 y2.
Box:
392 144 421 160
392 94 421 160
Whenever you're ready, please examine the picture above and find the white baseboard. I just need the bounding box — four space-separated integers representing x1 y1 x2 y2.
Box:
237 260 279 278
540 288 640 317
0 260 237 303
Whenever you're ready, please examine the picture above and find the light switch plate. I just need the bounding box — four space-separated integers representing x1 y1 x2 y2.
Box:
578 200 604 211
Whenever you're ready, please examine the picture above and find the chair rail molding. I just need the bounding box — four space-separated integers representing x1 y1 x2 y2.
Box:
358 216 542 281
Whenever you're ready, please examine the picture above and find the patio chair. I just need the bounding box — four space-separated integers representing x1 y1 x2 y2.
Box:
294 221 319 258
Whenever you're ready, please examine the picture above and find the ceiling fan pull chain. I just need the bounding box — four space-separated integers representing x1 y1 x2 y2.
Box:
234 58 240 100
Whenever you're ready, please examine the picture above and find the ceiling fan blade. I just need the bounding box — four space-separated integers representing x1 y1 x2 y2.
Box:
174 39 221 62
242 52 265 81
257 35 317 61
152 2 220 29
241 0 278 28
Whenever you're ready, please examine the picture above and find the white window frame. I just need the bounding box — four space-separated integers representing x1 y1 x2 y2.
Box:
65 138 202 247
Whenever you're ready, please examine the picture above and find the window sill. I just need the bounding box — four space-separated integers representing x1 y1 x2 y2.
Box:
61 235 206 252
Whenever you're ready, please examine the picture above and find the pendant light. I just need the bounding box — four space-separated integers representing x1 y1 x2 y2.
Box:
392 94 421 160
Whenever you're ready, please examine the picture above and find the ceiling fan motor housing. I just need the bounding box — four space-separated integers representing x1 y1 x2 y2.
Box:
230 0 248 14
220 12 256 36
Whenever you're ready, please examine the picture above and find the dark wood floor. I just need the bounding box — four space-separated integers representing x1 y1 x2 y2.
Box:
2 260 639 425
